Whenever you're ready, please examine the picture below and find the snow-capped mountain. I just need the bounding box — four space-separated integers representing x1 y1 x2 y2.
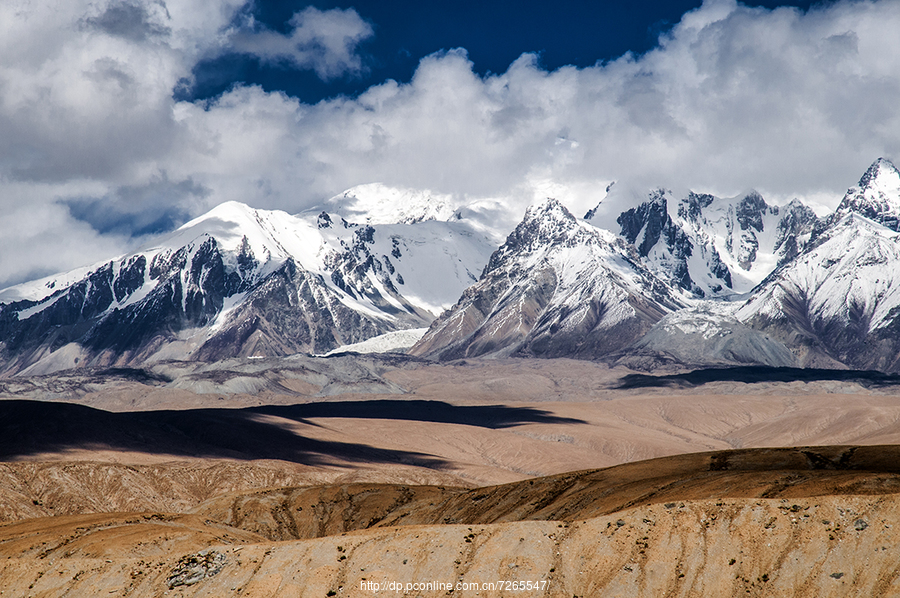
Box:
5 158 900 375
321 183 459 226
409 198 685 360
736 158 900 371
316 182 523 246
409 157 900 372
585 185 819 297
830 158 900 230
0 200 496 375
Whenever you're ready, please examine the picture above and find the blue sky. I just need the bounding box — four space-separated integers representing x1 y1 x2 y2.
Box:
183 0 817 104
0 0 898 288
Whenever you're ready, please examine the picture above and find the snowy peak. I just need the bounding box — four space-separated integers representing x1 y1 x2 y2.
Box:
859 157 900 193
596 185 820 297
501 197 579 246
524 196 574 223
483 197 642 279
834 158 900 230
319 183 457 225
482 198 581 273
0 197 498 375
736 211 900 371
311 183 521 248
607 188 736 296
157 200 322 272
411 197 684 361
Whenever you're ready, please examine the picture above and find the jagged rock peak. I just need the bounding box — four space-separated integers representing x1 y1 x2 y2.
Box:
617 189 671 258
492 198 582 255
835 157 900 230
677 191 714 221
735 190 768 232
524 196 575 221
859 157 900 191
411 195 684 362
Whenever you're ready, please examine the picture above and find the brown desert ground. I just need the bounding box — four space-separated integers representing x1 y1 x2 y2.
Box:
4 356 900 596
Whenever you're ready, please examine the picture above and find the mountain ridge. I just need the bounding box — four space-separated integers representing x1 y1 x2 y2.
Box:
413 157 900 372
0 199 496 375
410 198 685 360
4 158 900 375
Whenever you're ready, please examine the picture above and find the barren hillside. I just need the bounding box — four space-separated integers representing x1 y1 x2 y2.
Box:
3 446 900 597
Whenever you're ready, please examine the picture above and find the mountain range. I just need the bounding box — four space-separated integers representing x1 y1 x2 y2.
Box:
2 158 900 375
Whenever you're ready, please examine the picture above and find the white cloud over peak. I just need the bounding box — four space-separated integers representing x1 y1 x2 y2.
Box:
1 0 900 288
227 6 374 80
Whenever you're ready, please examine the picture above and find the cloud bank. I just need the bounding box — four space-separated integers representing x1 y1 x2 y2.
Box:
1 0 900 287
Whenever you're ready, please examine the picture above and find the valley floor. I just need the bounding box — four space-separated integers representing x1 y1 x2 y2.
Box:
3 356 900 596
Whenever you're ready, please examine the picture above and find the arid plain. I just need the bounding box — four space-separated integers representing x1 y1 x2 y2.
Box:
4 355 900 596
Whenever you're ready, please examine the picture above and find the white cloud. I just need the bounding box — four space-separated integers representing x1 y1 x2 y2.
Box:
227 6 374 80
0 182 132 287
2 0 900 287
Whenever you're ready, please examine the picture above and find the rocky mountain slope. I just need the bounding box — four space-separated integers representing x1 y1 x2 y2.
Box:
737 158 900 371
0 199 496 375
610 305 798 371
415 158 900 372
4 159 900 374
410 199 685 360
586 185 820 297
830 157 900 230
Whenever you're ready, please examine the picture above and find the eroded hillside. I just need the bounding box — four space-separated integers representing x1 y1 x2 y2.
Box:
3 446 900 597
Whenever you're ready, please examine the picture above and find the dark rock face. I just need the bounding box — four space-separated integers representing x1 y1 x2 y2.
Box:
618 190 672 258
113 255 146 302
617 190 729 296
235 236 258 279
708 250 732 290
735 191 767 233
0 237 256 372
612 188 822 295
729 191 768 269
0 262 117 365
81 238 244 357
322 225 429 323
662 223 695 292
411 199 683 361
677 192 714 221
773 201 819 266
723 192 770 271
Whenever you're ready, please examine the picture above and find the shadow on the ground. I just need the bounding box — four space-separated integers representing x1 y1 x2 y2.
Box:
0 399 584 466
615 366 900 389
251 400 585 430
